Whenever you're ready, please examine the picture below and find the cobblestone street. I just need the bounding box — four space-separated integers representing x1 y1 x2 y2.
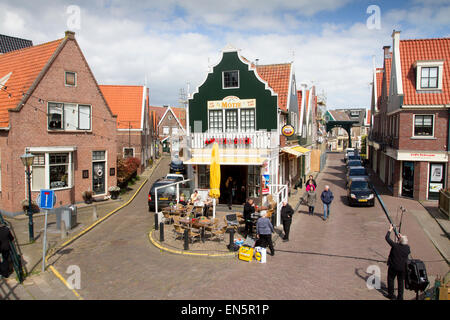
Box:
43 152 447 300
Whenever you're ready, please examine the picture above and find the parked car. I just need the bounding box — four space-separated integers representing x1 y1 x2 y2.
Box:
347 177 375 206
346 159 363 170
169 158 185 174
148 178 192 212
344 149 355 162
348 154 362 162
346 166 369 186
165 173 185 182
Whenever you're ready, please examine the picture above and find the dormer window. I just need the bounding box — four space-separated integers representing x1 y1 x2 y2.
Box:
414 60 444 91
223 71 239 89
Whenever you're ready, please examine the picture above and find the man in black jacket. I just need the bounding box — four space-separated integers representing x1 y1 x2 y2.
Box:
243 198 255 237
281 201 294 242
385 224 411 300
0 223 15 278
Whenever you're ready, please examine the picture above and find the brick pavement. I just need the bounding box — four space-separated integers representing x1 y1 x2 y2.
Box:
44 152 448 300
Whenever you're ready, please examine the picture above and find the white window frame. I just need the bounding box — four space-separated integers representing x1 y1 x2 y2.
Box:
123 147 135 158
65 71 77 87
162 126 169 135
222 70 240 89
31 151 73 191
47 102 92 132
414 60 444 91
208 109 223 133
412 114 435 138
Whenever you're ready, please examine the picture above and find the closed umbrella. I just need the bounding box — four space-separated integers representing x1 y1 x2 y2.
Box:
209 142 221 218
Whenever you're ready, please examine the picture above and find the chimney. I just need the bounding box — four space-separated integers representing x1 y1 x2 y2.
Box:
383 45 391 59
255 58 259 66
65 30 75 39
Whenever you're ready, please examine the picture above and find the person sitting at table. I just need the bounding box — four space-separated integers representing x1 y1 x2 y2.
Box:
203 195 213 217
189 190 199 205
179 194 187 206
243 198 255 237
256 211 275 256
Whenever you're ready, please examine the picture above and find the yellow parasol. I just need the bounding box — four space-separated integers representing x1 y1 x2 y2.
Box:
209 142 221 200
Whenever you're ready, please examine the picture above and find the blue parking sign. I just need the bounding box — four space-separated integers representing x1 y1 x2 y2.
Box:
39 189 55 210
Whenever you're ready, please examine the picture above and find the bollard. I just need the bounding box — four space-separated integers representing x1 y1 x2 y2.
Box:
154 212 159 231
183 229 189 250
92 205 98 221
228 229 235 250
159 222 164 242
60 220 68 239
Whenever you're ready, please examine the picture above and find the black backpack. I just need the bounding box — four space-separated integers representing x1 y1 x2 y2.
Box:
405 259 429 292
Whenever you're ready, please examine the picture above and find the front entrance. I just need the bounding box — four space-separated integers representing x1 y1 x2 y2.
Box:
218 165 261 205
428 163 446 200
92 151 107 195
401 161 414 198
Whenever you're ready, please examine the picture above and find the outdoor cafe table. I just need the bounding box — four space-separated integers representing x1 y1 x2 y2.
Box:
179 217 212 242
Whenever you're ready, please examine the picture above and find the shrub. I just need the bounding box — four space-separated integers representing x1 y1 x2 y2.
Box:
117 156 141 187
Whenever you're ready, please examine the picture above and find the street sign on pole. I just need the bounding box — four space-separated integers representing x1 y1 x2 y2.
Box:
39 189 55 210
42 210 48 272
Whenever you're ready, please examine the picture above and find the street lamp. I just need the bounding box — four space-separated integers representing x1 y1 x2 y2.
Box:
20 151 35 242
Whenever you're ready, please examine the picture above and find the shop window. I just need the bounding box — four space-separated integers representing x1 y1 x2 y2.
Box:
240 109 255 132
223 70 239 89
65 71 76 86
414 115 433 137
209 110 223 133
198 165 210 189
225 110 238 132
49 153 69 189
247 166 261 198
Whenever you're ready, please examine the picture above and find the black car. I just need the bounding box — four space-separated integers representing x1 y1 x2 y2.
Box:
148 179 178 212
346 159 363 168
348 154 362 162
169 158 185 174
346 166 369 186
347 177 375 206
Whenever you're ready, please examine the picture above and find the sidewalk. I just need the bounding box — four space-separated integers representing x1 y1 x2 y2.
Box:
1 156 165 300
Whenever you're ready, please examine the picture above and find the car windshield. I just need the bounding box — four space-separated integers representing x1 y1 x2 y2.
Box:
151 184 175 196
351 181 370 191
350 168 367 176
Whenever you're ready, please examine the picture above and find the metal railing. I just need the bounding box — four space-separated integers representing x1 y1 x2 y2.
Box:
154 179 192 214
269 184 288 227
190 131 278 149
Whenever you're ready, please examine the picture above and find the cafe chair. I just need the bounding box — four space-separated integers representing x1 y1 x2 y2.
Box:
210 225 227 242
225 214 239 231
173 224 185 240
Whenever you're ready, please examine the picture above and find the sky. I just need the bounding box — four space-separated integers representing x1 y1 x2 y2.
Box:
1 0 449 109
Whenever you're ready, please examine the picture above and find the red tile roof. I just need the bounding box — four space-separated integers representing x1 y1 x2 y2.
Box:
99 85 145 129
256 63 291 111
375 68 383 110
149 106 167 131
399 38 450 105
0 39 63 127
365 109 371 126
297 90 302 123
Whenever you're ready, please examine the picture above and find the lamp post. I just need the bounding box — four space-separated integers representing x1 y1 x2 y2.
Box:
20 151 35 242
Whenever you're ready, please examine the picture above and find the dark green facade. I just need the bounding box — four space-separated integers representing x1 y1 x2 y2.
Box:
188 51 278 132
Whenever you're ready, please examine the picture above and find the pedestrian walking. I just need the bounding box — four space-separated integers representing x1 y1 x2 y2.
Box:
320 185 334 221
385 224 411 300
306 180 316 192
280 201 294 241
303 188 317 216
256 212 275 256
243 198 255 237
306 175 317 189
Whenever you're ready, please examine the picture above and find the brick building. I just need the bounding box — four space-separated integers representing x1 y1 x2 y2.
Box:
0 31 117 214
369 31 449 200
99 85 154 172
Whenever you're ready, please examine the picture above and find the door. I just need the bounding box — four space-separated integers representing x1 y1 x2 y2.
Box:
401 161 414 198
93 162 106 195
428 163 445 200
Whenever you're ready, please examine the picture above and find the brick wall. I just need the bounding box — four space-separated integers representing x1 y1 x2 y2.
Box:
0 38 117 213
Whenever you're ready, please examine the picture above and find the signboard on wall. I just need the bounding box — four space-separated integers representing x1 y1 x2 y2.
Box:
207 96 256 109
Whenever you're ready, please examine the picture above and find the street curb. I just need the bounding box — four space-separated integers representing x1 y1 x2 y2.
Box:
43 157 164 300
148 228 237 258
418 201 450 239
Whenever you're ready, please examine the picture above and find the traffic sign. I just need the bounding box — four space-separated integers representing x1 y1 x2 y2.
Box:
39 189 55 210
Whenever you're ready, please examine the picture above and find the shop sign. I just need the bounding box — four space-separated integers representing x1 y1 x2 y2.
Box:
262 174 270 195
281 125 295 137
397 151 448 162
207 96 256 109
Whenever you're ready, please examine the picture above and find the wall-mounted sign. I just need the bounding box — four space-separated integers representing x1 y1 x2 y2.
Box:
281 125 295 137
205 137 251 145
262 174 270 195
207 96 256 109
396 151 448 162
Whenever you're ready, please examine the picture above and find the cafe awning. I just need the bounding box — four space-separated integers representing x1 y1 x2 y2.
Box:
184 156 266 165
281 145 311 157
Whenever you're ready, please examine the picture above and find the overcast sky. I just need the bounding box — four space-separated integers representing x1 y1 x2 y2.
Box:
1 0 449 109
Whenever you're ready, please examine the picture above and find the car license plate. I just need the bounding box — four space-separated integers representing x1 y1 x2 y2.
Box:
175 171 181 174
359 199 367 202
159 197 169 200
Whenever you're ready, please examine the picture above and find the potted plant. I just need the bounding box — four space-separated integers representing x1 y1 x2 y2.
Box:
82 190 94 204
109 186 121 200
21 199 39 214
